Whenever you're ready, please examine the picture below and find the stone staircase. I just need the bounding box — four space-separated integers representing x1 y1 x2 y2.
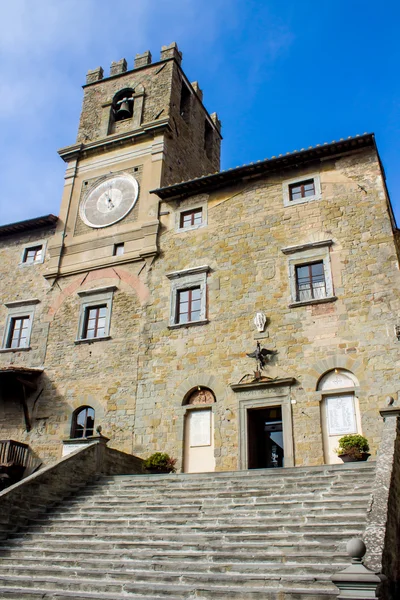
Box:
0 462 375 599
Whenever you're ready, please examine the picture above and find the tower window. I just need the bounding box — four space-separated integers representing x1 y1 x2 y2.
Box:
71 406 95 439
180 82 191 122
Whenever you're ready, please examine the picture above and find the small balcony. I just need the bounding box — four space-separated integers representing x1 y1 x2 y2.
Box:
0 440 41 490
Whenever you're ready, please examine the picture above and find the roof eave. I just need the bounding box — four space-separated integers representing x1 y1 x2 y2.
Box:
0 215 58 237
152 134 375 201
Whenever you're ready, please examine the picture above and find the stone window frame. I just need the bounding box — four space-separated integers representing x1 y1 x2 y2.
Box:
167 266 209 329
19 239 47 266
176 201 207 233
75 286 117 344
281 240 336 308
282 173 321 207
0 298 40 353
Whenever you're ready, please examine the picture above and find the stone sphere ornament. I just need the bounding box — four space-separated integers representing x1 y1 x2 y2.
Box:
347 538 366 561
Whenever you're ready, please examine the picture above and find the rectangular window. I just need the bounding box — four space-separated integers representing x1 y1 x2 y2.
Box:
23 245 43 264
113 243 125 256
82 305 107 339
76 286 116 344
289 179 315 202
7 316 30 349
176 287 201 324
180 208 203 229
295 261 326 301
167 266 209 328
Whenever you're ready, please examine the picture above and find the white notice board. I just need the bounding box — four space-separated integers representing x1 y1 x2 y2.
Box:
326 395 357 436
189 410 211 447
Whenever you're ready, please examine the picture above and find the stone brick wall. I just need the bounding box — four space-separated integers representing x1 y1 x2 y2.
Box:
0 226 55 443
76 52 220 186
364 411 400 599
0 146 398 474
161 65 221 186
0 441 143 540
130 147 400 471
77 61 175 144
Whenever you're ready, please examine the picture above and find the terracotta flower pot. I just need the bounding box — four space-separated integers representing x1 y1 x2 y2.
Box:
146 467 172 474
338 452 371 463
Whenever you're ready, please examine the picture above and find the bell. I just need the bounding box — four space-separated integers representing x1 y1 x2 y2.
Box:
116 99 132 120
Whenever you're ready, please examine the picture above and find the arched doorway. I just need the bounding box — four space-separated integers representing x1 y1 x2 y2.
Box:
183 388 216 473
318 369 362 464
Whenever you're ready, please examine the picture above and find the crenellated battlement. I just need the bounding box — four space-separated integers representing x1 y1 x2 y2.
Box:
85 42 182 85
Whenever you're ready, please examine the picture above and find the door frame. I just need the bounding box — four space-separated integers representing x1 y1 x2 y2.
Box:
232 380 295 470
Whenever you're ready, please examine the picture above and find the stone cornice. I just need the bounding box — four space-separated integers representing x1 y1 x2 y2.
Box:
58 119 171 163
231 377 297 392
281 240 333 255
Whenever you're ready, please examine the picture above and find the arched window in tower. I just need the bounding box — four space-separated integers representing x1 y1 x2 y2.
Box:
112 89 134 122
71 406 95 439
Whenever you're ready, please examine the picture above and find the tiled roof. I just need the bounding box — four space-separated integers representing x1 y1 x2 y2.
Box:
152 133 375 200
0 214 58 237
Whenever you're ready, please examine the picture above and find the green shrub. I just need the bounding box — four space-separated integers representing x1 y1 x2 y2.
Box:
143 452 177 473
337 434 369 459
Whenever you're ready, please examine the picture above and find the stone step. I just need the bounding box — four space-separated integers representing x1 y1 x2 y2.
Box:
51 498 370 514
9 526 364 544
0 539 350 555
0 555 348 573
60 493 371 507
0 547 350 564
0 464 374 599
0 559 349 578
31 512 367 528
71 488 372 502
82 478 373 492
22 521 365 537
0 585 337 599
0 572 339 594
97 462 374 482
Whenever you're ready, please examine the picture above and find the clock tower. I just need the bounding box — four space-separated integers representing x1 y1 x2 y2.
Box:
45 43 221 280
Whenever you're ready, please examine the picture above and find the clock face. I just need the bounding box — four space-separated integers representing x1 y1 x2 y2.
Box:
80 173 139 228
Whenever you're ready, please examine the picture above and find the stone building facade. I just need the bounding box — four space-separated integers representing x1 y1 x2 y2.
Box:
0 43 399 472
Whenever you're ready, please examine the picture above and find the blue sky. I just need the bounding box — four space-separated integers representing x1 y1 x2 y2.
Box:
0 0 399 225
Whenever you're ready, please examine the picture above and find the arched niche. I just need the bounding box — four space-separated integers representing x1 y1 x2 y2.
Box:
182 386 216 474
182 387 216 406
318 369 362 464
318 369 359 391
